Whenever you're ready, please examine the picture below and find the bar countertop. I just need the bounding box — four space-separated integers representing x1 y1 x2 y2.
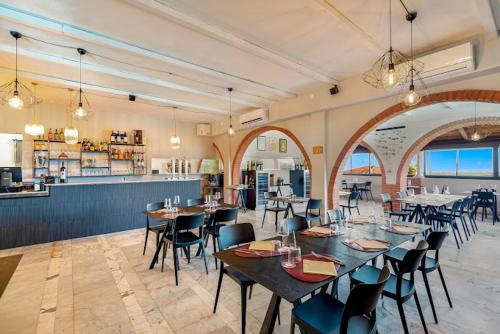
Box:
0 190 50 199
45 177 200 187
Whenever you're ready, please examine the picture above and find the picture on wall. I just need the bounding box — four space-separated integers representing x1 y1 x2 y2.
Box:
257 135 266 151
267 137 278 152
279 138 287 153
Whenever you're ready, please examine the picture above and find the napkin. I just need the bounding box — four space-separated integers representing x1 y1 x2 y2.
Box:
353 239 389 250
308 226 332 235
249 241 275 251
392 226 419 234
303 259 337 276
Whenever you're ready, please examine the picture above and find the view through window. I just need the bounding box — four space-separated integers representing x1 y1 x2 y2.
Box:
424 147 494 177
344 152 381 175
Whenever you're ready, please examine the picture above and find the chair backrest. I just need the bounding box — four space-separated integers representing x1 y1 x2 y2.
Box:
307 198 322 211
218 223 256 251
283 217 309 233
426 231 448 252
339 266 390 334
214 207 239 224
459 197 470 213
449 200 462 216
174 213 205 231
400 240 429 274
396 191 407 199
348 191 360 205
146 201 164 211
364 181 372 189
476 191 495 201
186 198 204 207
327 209 344 222
265 191 278 199
380 193 391 204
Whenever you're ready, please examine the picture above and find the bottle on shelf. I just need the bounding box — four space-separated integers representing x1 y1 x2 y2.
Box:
90 141 95 151
60 162 67 183
54 129 59 141
59 128 65 141
110 131 116 144
124 132 128 144
48 128 53 141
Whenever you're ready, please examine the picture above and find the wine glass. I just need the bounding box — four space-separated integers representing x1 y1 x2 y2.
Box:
174 195 180 209
164 198 171 211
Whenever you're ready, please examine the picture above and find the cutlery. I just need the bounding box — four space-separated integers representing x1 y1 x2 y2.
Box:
235 249 264 256
311 251 344 265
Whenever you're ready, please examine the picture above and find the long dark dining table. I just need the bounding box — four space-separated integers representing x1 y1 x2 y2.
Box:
143 203 237 269
216 222 430 334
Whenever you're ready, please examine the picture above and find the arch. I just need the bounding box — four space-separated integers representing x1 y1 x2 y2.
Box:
213 143 225 169
396 116 500 187
328 89 500 208
231 126 312 193
358 140 387 185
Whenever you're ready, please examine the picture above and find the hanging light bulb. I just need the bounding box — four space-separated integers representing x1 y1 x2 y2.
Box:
461 102 489 142
227 88 235 136
24 83 44 136
8 91 23 109
73 102 87 120
64 88 79 144
72 48 92 121
382 62 400 88
170 107 181 149
403 83 421 106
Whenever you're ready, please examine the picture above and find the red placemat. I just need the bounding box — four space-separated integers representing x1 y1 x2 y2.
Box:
233 244 284 258
281 254 340 282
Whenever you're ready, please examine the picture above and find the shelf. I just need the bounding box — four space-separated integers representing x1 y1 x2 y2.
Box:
49 158 81 161
111 159 134 161
34 139 81 144
34 150 49 152
82 166 110 169
81 151 110 154
109 143 144 146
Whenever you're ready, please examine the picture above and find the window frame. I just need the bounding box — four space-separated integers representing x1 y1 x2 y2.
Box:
343 152 382 176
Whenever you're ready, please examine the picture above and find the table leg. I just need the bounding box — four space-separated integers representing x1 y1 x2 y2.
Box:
149 223 170 269
259 293 281 334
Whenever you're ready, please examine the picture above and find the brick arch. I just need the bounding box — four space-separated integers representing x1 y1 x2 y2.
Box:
231 126 312 192
213 143 225 169
396 116 500 187
328 89 500 208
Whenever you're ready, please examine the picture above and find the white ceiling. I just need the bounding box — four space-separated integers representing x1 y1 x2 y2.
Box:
0 0 498 122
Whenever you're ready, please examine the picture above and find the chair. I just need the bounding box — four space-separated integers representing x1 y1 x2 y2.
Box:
143 202 167 255
282 216 309 233
340 191 361 216
291 266 390 334
213 223 257 334
205 207 239 269
261 191 287 231
381 193 411 222
472 190 497 225
161 213 208 285
384 231 452 324
358 181 374 200
351 240 430 334
327 208 345 223
427 201 463 249
187 198 204 207
294 198 322 225
397 191 415 212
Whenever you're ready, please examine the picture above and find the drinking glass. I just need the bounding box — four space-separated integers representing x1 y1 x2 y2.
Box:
290 246 301 263
164 198 172 211
205 194 209 205
281 248 296 268
277 220 290 252
433 185 440 194
174 195 181 207
422 187 427 195
330 223 340 235
408 188 415 196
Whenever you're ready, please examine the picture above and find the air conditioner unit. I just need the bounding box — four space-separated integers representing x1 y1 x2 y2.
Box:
239 108 268 127
196 123 211 136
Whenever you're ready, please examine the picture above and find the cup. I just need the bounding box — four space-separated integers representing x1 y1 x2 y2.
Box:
330 223 340 235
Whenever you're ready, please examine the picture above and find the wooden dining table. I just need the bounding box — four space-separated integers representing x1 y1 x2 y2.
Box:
397 193 466 224
215 221 430 334
143 202 237 269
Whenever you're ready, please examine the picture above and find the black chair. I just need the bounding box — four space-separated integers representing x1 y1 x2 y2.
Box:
351 240 429 334
143 202 167 255
327 208 345 223
261 191 287 231
161 213 208 285
294 198 322 225
427 201 463 249
205 207 239 269
282 216 309 233
381 193 411 222
358 181 374 200
384 231 452 324
472 190 497 225
187 198 204 207
213 223 256 334
340 191 361 216
291 266 390 334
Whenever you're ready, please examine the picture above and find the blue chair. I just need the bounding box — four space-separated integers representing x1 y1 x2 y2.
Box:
143 202 167 255
294 198 322 225
381 193 411 222
472 190 496 225
340 191 361 216
261 191 287 231
427 201 463 249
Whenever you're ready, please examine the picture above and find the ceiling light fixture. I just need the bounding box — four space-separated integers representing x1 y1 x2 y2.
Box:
462 102 489 142
64 88 79 144
228 88 235 136
72 48 93 120
170 107 181 150
24 82 44 136
0 31 34 110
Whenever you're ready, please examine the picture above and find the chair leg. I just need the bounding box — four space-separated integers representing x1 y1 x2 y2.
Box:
275 211 279 231
143 229 149 255
200 242 209 275
422 271 438 323
261 209 267 228
248 285 253 299
454 222 464 244
460 216 470 240
241 286 247 334
212 234 218 269
414 291 429 334
449 224 461 249
438 267 453 308
173 247 179 286
213 268 224 313
396 300 409 334
161 241 167 272
357 207 360 215
348 207 352 215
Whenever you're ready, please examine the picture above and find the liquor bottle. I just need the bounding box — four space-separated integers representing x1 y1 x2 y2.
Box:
134 131 140 145
54 128 59 141
48 128 53 141
90 141 95 151
123 132 128 144
59 128 65 141
60 162 67 183
110 131 115 144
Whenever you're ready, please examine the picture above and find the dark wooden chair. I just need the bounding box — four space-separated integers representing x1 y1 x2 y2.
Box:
186 198 204 207
282 216 309 233
381 193 411 222
294 198 322 225
161 213 208 285
351 240 429 334
261 191 287 231
358 181 374 200
340 191 361 216
291 266 390 334
143 201 167 255
206 207 238 269
384 231 452 324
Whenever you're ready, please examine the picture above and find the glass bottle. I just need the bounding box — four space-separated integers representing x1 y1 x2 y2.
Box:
48 128 53 141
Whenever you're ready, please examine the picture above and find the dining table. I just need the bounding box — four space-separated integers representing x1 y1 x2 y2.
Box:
343 181 366 191
215 221 430 334
143 202 237 269
269 195 309 218
397 193 466 225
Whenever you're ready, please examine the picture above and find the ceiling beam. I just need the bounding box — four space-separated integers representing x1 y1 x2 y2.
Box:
129 0 336 84
0 3 295 98
474 0 499 38
0 43 264 108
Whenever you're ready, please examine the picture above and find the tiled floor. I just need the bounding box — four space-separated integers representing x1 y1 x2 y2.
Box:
0 200 499 334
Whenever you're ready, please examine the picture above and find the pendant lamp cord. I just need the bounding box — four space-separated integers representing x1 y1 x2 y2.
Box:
174 107 177 136
79 52 82 104
15 36 18 91
410 19 414 84
389 0 393 62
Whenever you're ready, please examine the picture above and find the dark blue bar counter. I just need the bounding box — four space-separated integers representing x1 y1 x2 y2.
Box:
0 179 201 250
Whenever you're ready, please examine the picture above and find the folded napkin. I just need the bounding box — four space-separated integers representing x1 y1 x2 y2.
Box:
392 226 419 234
353 239 389 250
249 241 275 251
303 259 337 276
307 226 332 235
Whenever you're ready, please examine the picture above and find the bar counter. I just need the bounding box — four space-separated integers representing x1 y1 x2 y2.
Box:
0 178 201 250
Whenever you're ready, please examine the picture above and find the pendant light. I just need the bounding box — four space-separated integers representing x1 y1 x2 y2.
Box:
228 88 235 136
362 0 411 89
72 48 93 121
462 102 489 142
170 107 181 149
64 88 79 144
0 31 34 110
24 82 44 136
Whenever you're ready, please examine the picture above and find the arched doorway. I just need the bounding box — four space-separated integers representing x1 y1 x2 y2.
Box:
328 89 500 208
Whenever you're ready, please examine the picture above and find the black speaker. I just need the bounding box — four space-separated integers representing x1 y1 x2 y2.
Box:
329 85 339 95
128 94 136 101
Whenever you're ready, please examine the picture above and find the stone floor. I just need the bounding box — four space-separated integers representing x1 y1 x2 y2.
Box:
0 200 499 334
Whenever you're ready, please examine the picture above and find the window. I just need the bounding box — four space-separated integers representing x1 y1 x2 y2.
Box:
424 148 493 177
408 155 418 177
344 153 381 175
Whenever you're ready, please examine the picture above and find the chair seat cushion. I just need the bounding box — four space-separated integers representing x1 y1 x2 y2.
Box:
293 293 373 334
385 247 439 272
165 231 200 244
351 265 414 299
224 266 255 285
